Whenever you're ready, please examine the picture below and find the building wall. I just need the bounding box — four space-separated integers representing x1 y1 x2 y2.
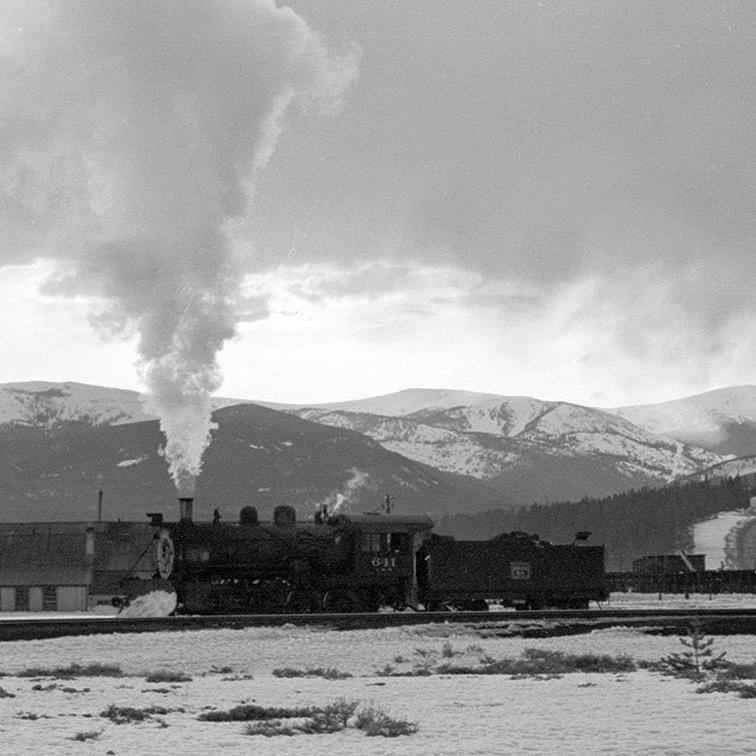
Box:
0 587 14 611
0 584 88 612
56 586 88 611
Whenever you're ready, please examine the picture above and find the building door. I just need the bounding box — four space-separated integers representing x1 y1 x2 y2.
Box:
57 586 87 612
28 586 43 612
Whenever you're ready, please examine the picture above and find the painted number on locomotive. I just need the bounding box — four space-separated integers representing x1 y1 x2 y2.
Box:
510 561 531 580
371 556 396 570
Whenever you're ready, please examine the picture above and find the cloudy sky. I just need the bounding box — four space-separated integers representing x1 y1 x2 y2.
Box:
2 0 755 409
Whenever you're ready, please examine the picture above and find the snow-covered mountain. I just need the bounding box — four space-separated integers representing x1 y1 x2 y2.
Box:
0 402 511 522
611 385 756 457
2 380 754 509
294 398 722 503
285 387 509 416
0 382 151 426
0 381 243 428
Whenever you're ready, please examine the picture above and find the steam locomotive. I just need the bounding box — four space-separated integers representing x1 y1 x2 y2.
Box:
131 497 607 614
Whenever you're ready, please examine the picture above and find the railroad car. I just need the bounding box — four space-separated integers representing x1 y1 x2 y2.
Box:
417 532 607 610
130 497 606 613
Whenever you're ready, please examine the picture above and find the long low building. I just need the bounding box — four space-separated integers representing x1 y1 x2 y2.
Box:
0 521 156 611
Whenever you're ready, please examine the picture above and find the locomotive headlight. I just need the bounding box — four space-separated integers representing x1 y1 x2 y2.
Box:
156 530 175 579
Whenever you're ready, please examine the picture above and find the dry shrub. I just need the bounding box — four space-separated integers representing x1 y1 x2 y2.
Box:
696 679 756 698
68 731 102 742
144 670 192 683
271 667 351 680
438 649 636 676
354 703 419 737
101 704 173 724
198 704 318 722
16 663 123 679
244 720 297 737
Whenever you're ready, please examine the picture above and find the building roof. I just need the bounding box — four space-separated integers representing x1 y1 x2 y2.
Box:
0 521 157 588
0 523 91 586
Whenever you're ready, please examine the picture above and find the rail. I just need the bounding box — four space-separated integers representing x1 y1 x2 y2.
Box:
3 607 756 641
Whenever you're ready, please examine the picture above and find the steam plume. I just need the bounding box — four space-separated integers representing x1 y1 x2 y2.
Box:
0 1 358 491
318 468 370 515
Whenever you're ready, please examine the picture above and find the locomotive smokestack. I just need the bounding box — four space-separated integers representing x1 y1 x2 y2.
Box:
179 497 194 523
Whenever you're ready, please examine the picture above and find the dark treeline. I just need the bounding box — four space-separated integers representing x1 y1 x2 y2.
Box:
435 477 753 571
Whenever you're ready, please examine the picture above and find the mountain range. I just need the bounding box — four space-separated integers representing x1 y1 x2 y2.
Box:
1 381 755 523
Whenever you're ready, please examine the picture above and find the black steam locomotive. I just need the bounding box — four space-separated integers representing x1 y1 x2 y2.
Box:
135 497 606 614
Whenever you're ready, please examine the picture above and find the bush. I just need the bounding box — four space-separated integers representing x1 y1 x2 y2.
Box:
271 667 351 680
16 663 123 679
354 704 419 737
437 649 636 676
198 704 319 722
144 670 192 683
68 731 102 742
320 698 359 729
244 720 297 737
696 679 756 698
101 705 172 724
717 662 756 681
235 700 417 739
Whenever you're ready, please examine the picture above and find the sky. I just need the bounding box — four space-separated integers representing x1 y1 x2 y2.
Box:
1 0 756 410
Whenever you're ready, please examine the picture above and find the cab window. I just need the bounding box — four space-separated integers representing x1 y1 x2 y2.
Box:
361 532 408 552
361 532 386 552
389 532 408 551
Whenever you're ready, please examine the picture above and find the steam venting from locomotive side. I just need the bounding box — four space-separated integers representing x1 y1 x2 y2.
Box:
0 1 358 492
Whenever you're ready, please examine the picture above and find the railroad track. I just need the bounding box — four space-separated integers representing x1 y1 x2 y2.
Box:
3 607 756 642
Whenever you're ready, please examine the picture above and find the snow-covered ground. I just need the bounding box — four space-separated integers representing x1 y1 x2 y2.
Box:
693 505 756 569
1 601 755 755
606 591 756 609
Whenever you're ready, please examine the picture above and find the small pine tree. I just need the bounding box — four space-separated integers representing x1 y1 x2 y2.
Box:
660 619 727 677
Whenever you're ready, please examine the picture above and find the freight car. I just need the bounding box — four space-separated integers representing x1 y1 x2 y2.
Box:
127 497 606 613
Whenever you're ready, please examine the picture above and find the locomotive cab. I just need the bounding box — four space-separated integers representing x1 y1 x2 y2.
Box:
325 513 434 610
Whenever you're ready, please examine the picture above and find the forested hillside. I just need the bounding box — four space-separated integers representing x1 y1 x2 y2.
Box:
435 478 753 571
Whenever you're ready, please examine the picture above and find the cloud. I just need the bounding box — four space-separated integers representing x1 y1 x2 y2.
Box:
395 2 756 366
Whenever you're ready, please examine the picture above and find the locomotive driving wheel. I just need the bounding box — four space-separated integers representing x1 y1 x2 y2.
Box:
247 581 287 613
285 589 313 613
322 588 360 613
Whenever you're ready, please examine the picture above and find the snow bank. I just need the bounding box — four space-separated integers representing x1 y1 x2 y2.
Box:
118 590 177 618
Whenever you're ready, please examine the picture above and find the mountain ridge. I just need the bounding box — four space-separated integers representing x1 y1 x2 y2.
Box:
1 381 754 517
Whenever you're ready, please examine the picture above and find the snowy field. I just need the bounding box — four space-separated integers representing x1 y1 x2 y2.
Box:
605 591 756 610
1 597 755 755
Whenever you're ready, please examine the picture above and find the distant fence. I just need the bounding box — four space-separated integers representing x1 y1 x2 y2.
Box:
607 570 756 594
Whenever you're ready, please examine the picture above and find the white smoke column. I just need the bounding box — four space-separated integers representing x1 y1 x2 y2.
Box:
0 1 358 492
